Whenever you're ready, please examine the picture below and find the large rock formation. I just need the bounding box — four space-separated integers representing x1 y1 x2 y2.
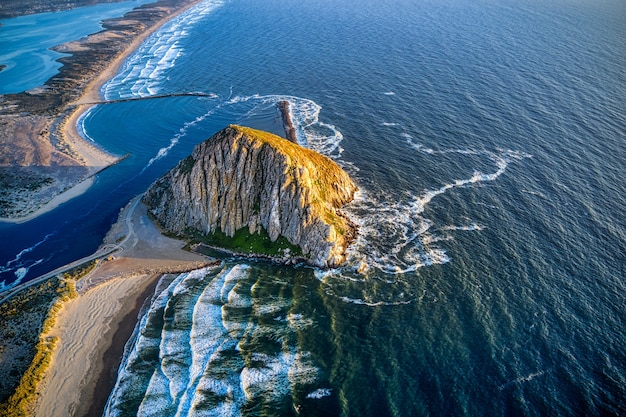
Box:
143 125 358 268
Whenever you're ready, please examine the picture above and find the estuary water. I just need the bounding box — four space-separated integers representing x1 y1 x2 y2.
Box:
1 0 626 415
0 0 156 94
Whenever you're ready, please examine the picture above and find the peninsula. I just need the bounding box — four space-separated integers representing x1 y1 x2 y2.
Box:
0 0 203 221
0 1 360 414
0 124 360 416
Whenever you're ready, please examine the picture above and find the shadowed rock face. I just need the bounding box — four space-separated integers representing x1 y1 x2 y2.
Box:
143 125 358 268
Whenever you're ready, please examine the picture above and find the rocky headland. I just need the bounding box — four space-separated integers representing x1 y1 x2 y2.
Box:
143 125 358 268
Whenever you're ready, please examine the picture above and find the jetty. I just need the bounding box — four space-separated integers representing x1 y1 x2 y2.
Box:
277 100 298 143
79 91 217 106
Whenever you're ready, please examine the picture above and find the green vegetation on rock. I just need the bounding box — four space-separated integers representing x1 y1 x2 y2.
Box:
188 226 303 258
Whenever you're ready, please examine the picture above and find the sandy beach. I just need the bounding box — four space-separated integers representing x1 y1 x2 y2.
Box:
34 273 158 417
31 195 215 417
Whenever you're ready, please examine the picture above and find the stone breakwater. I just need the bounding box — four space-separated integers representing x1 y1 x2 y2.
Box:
277 100 298 143
143 125 358 268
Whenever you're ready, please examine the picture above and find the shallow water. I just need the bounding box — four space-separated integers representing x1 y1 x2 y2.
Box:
1 0 625 415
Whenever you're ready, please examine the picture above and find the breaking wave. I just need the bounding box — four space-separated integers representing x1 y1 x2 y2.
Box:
105 264 330 416
344 141 531 275
103 0 225 100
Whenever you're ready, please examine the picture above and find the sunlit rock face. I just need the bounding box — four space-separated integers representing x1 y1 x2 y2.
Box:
143 125 358 268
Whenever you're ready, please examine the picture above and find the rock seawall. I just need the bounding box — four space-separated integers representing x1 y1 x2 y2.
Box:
277 100 298 143
143 125 358 268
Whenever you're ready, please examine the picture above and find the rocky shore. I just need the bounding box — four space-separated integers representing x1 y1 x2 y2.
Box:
0 0 202 220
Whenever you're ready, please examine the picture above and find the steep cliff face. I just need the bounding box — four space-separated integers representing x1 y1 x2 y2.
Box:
143 125 358 268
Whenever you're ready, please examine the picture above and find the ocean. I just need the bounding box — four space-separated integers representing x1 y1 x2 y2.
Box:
1 0 625 415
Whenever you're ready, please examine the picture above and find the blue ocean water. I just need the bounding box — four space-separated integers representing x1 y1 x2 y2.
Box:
2 0 626 415
0 0 155 94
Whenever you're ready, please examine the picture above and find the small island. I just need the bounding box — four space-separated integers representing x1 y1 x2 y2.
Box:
144 125 359 268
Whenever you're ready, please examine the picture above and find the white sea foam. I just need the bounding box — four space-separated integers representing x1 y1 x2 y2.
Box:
287 313 315 330
522 189 547 198
440 223 485 232
0 233 54 292
343 144 531 276
252 298 291 317
105 273 189 417
341 295 414 307
306 388 332 399
137 368 173 415
344 189 450 274
77 106 98 142
220 265 249 303
241 349 319 401
498 369 548 391
152 271 216 410
178 268 248 416
106 263 325 416
141 104 221 172
314 274 418 306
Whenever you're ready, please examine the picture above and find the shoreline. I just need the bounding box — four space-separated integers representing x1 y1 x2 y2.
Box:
0 0 204 224
83 276 161 417
30 196 217 417
63 0 206 172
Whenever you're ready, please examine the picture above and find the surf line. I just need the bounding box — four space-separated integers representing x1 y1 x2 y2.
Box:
80 91 218 105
